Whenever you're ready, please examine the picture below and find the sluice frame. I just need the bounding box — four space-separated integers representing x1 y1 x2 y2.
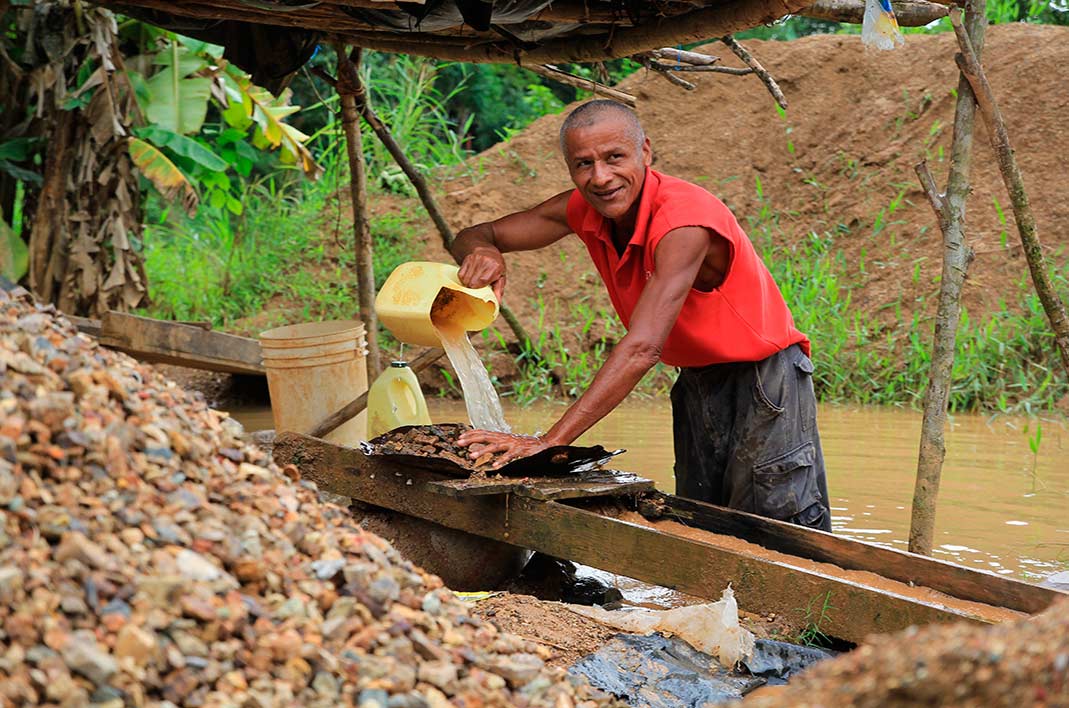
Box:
275 432 1065 646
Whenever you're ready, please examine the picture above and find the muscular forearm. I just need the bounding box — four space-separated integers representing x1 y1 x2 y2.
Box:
450 223 499 264
542 338 660 446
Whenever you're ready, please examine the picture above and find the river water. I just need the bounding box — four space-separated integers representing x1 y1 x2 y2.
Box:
231 398 1068 582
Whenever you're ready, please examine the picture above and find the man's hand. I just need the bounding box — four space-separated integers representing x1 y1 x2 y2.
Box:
456 429 553 470
448 191 574 302
458 247 507 302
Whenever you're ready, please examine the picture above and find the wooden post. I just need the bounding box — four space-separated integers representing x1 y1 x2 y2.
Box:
341 69 563 390
908 0 986 556
949 9 1069 378
334 44 382 379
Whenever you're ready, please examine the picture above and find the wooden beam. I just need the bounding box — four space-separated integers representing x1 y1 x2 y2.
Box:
323 0 814 63
645 493 1063 615
274 433 1026 645
99 311 264 376
800 0 949 25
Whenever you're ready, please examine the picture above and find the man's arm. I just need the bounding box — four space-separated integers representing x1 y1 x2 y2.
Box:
451 190 573 300
458 225 712 466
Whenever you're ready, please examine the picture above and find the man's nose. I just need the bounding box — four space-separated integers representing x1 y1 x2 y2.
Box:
591 161 612 185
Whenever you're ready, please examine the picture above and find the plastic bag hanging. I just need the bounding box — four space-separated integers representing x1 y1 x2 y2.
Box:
862 0 904 50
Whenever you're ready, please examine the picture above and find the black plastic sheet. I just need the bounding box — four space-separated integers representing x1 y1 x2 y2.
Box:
570 634 834 706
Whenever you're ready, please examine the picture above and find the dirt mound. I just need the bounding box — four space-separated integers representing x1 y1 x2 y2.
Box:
736 597 1069 707
0 288 617 706
422 24 1069 348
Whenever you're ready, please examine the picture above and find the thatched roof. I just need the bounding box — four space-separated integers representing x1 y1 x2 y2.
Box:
100 0 811 68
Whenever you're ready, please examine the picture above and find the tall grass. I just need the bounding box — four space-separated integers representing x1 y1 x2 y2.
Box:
749 189 1069 413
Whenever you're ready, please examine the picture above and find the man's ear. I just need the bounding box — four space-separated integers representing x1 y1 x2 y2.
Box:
642 136 652 167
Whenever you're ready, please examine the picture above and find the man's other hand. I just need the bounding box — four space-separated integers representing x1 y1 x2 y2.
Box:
456 429 552 470
458 248 507 302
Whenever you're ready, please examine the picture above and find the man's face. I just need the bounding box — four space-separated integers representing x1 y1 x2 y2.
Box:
563 116 652 224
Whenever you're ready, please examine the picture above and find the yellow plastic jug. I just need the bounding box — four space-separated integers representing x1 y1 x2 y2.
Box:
375 261 499 346
366 361 432 438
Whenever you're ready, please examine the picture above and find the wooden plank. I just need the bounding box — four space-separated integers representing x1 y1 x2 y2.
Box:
99 311 264 376
428 477 522 498
274 432 1025 645
645 493 1063 616
68 316 101 338
515 471 654 501
428 471 655 500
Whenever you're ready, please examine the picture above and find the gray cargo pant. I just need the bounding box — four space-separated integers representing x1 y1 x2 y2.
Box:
670 344 832 531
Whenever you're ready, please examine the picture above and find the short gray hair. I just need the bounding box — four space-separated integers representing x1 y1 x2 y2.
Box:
558 99 645 156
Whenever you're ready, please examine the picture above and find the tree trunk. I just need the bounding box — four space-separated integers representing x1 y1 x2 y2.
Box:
29 110 74 302
908 0 986 556
948 11 1069 378
335 44 381 379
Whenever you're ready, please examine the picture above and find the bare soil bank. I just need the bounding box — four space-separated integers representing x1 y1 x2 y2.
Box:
419 24 1069 370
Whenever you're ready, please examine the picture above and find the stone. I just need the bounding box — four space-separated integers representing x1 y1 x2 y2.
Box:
0 295 615 708
417 660 458 690
115 624 157 665
61 631 118 686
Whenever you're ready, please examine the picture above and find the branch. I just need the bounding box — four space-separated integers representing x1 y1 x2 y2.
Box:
645 61 753 75
639 57 697 90
645 47 721 65
721 35 787 109
801 0 949 25
914 160 944 218
949 8 1069 377
527 64 636 107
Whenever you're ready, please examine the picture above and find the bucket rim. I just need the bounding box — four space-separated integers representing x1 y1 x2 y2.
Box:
259 319 366 344
261 349 364 369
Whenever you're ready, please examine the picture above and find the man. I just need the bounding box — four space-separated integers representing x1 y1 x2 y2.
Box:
450 100 831 531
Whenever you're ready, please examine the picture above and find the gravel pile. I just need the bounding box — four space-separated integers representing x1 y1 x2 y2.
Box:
0 288 618 708
738 596 1069 707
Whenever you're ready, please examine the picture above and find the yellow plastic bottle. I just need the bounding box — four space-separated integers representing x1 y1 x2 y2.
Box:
366 361 432 439
375 262 499 346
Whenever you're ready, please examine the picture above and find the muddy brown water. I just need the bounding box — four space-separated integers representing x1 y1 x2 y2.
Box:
230 399 1068 582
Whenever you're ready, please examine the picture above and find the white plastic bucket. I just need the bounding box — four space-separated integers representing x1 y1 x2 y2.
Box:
260 320 368 445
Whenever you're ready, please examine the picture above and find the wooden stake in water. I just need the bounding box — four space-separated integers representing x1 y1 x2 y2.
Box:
430 289 509 432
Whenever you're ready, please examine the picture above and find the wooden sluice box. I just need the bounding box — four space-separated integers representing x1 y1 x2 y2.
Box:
273 431 1067 645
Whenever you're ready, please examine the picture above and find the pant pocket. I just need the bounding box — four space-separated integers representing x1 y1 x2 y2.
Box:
753 441 818 520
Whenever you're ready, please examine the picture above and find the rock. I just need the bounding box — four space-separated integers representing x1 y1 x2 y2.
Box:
417 660 458 690
175 549 230 584
61 631 118 686
0 295 618 708
479 653 546 688
115 625 157 665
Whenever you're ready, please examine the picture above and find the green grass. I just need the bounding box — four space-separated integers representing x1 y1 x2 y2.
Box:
487 182 1069 414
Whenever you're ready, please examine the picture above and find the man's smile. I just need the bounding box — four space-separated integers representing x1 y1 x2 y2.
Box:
592 186 624 200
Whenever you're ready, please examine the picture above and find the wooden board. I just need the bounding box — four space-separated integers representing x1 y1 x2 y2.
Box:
274 432 1032 645
99 311 264 376
428 470 655 501
644 494 1061 616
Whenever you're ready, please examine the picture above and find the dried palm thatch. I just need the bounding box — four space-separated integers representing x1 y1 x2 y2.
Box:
11 2 149 316
89 0 949 92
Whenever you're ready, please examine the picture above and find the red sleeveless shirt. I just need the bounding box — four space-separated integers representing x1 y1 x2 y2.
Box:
566 169 809 368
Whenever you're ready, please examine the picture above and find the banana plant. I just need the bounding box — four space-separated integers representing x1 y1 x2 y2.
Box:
127 37 321 216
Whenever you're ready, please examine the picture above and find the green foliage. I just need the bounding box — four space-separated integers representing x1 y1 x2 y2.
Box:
0 210 28 281
143 40 212 135
749 190 1069 413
